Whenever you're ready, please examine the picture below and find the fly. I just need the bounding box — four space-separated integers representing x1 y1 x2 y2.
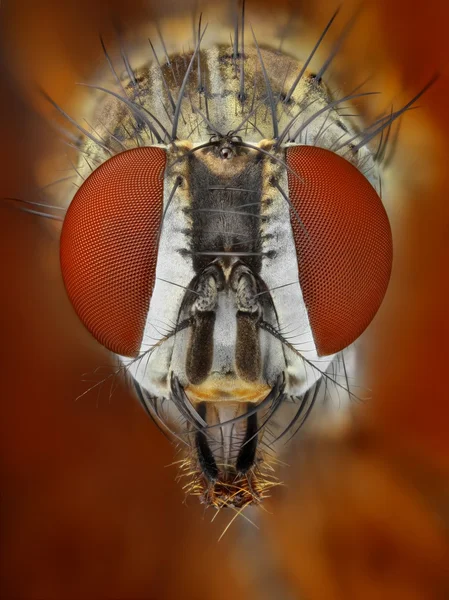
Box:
5 2 435 511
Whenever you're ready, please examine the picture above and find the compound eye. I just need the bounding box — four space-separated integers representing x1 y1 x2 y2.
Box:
60 147 166 357
285 145 393 356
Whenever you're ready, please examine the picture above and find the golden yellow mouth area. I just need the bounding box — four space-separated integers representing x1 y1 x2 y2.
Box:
185 377 270 404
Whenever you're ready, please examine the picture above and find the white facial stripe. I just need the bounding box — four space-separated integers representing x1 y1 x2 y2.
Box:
126 148 196 396
259 157 335 396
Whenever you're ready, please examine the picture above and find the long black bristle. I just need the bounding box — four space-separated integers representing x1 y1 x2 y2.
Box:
4 201 64 222
313 112 332 145
251 26 279 139
133 379 171 442
272 179 309 238
204 83 210 122
259 321 360 400
157 176 182 245
352 74 439 152
171 374 208 428
171 24 208 140
290 91 380 141
42 90 112 154
119 38 137 88
76 83 165 144
377 116 394 163
99 35 126 93
276 97 320 146
60 140 102 165
4 196 67 211
230 98 267 137
139 105 172 141
233 0 239 62
284 7 340 104
314 8 360 84
39 175 78 191
383 119 403 168
97 118 127 150
276 380 322 445
67 156 85 181
197 13 203 92
149 38 176 112
238 0 246 102
156 22 171 67
332 108 401 153
192 105 223 137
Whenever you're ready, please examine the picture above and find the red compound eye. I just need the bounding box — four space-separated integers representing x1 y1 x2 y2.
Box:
286 145 392 356
60 147 166 357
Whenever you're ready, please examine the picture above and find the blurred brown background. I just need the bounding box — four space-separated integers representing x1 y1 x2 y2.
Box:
1 1 449 598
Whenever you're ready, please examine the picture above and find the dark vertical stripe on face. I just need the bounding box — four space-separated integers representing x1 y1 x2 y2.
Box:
235 311 261 381
186 311 215 384
236 409 258 474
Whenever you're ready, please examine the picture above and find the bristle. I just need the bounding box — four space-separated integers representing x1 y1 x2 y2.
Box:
171 24 208 140
3 199 65 222
76 83 166 143
39 175 78 192
284 7 340 103
99 34 125 92
353 74 439 151
157 175 183 245
96 118 127 150
259 321 359 401
238 0 246 102
251 26 278 139
274 381 321 444
119 36 137 88
233 0 239 62
156 21 171 67
148 38 176 112
156 278 203 298
314 8 360 84
272 179 309 238
41 89 112 154
191 105 223 137
289 91 380 141
197 13 203 92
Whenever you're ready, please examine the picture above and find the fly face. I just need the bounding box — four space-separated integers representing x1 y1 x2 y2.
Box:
131 138 309 508
56 21 396 508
